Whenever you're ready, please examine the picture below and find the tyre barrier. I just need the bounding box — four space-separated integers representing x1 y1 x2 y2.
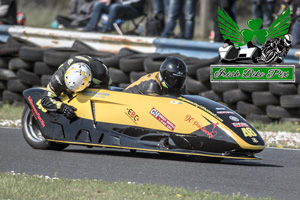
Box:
1 37 300 123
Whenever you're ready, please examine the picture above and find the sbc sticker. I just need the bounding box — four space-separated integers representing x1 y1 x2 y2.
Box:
241 127 257 137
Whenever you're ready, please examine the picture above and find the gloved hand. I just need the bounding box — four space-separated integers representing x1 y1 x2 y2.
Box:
61 103 77 120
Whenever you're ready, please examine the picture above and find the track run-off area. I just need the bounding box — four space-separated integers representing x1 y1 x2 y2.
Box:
1 127 300 200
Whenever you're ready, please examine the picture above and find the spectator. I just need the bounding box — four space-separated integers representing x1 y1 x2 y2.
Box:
210 0 237 42
146 0 169 36
290 0 300 47
161 0 197 40
99 0 145 33
152 0 169 18
82 0 114 32
0 0 17 25
251 0 276 28
54 0 96 29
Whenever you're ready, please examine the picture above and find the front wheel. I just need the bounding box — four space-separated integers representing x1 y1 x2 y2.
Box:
22 105 69 150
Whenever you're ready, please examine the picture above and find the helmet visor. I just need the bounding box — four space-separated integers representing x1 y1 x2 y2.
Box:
166 74 186 90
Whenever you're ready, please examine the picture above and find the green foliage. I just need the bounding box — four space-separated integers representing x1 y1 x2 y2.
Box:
0 172 276 200
218 7 291 47
0 103 24 120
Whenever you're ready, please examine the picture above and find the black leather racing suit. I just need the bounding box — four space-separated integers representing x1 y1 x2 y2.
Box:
41 55 111 113
124 72 185 96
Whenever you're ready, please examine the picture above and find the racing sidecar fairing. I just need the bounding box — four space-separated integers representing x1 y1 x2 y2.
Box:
22 87 265 161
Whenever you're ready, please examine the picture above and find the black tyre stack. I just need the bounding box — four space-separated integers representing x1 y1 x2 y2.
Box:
1 38 300 124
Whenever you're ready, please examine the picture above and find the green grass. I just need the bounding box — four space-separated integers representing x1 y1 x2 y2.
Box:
0 103 24 120
0 172 275 200
251 121 300 133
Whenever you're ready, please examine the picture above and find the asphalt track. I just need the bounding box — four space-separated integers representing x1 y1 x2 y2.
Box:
1 127 299 200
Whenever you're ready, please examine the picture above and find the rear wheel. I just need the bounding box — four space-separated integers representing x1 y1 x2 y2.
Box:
22 105 69 150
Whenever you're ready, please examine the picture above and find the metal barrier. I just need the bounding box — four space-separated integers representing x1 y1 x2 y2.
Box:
0 25 299 63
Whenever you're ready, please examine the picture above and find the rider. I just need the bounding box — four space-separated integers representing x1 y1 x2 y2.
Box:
261 34 293 63
41 55 111 120
124 56 187 96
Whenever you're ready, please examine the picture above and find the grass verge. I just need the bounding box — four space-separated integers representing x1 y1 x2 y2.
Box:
0 172 275 200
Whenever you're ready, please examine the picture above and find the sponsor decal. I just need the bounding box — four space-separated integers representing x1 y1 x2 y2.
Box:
241 127 257 138
178 97 223 122
232 122 249 128
28 96 45 127
170 100 183 105
217 111 234 114
83 90 110 98
229 115 239 122
125 108 139 124
150 108 175 132
36 99 47 113
184 115 218 139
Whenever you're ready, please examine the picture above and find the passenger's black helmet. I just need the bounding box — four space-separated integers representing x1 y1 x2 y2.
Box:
159 56 187 93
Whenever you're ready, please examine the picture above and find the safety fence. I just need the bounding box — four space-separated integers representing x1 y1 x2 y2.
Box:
0 25 300 123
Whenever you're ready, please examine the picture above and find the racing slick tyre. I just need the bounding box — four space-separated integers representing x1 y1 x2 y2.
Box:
33 62 55 75
223 89 249 105
43 48 80 68
280 95 300 108
0 69 17 81
19 46 46 62
269 83 297 95
211 82 238 93
109 68 130 84
120 53 157 72
246 114 273 124
16 69 41 86
8 58 33 71
129 71 147 82
266 105 296 119
71 40 97 51
22 105 69 150
252 91 279 106
196 67 210 82
7 79 30 93
3 90 24 104
199 90 222 102
236 101 265 116
0 81 5 90
238 82 269 92
185 76 210 94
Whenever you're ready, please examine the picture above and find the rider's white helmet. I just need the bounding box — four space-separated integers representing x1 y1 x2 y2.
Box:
64 62 92 92
284 34 292 47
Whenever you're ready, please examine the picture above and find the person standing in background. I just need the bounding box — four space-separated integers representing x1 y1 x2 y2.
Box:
210 0 237 42
54 0 97 29
0 0 17 25
251 0 276 28
161 0 197 40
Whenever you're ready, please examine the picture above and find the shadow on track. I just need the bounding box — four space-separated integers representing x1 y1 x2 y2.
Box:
61 147 282 168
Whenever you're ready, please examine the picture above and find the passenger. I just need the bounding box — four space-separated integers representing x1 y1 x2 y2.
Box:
41 55 111 120
124 56 187 96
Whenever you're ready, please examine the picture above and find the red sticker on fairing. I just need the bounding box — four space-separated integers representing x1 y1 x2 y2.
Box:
232 122 249 128
150 107 175 132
